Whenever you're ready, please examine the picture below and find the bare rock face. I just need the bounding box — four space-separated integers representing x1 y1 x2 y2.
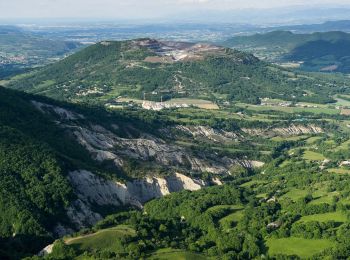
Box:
68 170 206 207
38 244 54 257
64 170 207 231
273 124 322 136
31 101 264 176
174 125 242 142
134 39 226 63
30 101 265 235
242 124 323 137
71 123 239 174
31 101 84 120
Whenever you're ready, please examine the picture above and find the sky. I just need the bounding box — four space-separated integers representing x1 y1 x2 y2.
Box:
1 0 350 20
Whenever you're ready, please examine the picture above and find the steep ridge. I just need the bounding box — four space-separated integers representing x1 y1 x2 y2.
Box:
0 87 264 258
65 169 207 234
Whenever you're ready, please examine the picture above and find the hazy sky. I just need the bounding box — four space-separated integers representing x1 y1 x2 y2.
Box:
1 0 350 19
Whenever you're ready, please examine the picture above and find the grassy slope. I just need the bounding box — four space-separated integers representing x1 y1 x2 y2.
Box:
66 225 135 253
266 237 336 258
298 212 348 223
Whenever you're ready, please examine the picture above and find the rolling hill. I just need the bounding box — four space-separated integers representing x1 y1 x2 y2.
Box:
7 38 342 105
223 31 350 72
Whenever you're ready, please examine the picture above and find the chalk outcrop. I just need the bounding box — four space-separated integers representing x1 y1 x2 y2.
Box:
64 170 206 231
174 125 242 142
242 124 323 137
31 101 265 235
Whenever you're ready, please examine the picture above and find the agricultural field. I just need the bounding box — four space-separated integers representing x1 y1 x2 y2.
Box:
327 168 350 174
303 150 326 161
266 237 336 258
281 188 309 201
236 102 340 115
271 135 308 142
298 212 348 223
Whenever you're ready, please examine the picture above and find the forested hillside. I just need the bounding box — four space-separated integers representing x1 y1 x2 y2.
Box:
223 31 350 72
0 87 77 258
0 86 274 259
40 162 350 259
0 87 171 258
7 38 342 104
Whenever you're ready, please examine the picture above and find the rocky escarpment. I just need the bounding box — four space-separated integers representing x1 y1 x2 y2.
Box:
55 170 206 234
173 125 242 142
72 123 263 174
242 124 323 137
31 101 260 175
72 124 230 174
30 101 264 235
165 124 322 143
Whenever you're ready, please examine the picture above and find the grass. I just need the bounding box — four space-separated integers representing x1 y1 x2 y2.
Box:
116 97 144 104
279 159 292 168
219 208 245 230
298 211 347 223
327 168 350 174
281 188 309 201
236 103 340 115
307 186 339 205
166 106 275 125
65 225 135 253
333 139 350 152
303 150 326 161
266 237 336 258
206 205 245 230
256 193 268 198
32 80 56 93
309 193 339 205
148 248 208 260
306 136 323 144
271 135 308 142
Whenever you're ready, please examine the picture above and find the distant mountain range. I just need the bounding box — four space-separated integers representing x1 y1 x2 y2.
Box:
269 20 350 33
223 31 350 73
